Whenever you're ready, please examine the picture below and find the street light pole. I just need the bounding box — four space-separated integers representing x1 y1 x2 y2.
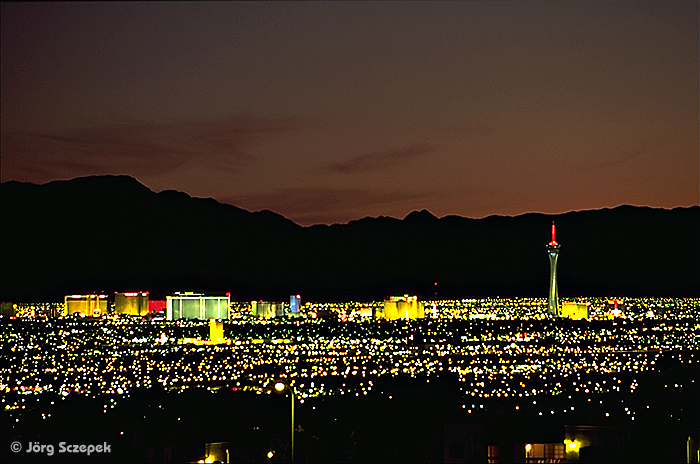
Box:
275 382 295 462
290 386 295 462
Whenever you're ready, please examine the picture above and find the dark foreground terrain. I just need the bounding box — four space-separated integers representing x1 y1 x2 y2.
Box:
2 360 698 463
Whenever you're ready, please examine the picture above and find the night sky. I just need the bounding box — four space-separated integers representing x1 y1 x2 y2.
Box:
2 1 698 226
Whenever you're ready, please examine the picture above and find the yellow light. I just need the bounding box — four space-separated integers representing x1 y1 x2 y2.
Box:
525 443 532 451
568 442 577 450
274 382 285 392
267 450 274 459
205 458 213 464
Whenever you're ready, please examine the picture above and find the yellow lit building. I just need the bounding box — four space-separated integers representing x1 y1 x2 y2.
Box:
383 295 425 320
210 319 224 343
64 294 108 317
180 319 229 345
115 291 149 316
561 302 589 320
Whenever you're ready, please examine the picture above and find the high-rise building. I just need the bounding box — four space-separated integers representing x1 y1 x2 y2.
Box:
561 302 589 320
114 291 149 316
290 294 301 313
252 301 285 319
546 222 560 317
166 293 230 320
64 294 108 317
383 295 425 320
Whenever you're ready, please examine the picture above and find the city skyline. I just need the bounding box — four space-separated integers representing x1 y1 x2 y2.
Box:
2 1 698 226
1 4 698 457
2 296 698 462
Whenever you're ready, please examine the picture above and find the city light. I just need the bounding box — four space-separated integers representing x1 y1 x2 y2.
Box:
1 295 697 462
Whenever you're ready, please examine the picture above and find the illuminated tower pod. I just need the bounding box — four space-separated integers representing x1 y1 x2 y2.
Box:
546 222 560 317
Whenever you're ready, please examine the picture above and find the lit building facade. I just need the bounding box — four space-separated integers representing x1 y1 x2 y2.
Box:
204 442 230 464
252 301 285 319
64 294 108 317
546 222 560 317
383 295 425 320
1 303 16 317
114 292 149 316
290 294 301 313
561 302 589 320
179 319 229 345
166 293 230 320
148 300 166 314
605 299 625 318
359 307 377 318
209 319 224 343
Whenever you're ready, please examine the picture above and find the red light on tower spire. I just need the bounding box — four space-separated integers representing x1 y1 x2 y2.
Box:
550 221 558 246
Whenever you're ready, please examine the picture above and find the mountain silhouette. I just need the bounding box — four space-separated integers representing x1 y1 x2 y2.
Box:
1 175 698 302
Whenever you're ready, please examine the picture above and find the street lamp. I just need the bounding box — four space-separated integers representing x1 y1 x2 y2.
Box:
274 381 295 462
565 439 580 454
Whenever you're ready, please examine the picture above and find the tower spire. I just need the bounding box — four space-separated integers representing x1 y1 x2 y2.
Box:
546 221 561 317
552 222 556 242
550 221 558 246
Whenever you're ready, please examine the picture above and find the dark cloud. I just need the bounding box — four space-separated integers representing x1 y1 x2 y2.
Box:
0 114 301 183
323 144 440 174
224 187 432 226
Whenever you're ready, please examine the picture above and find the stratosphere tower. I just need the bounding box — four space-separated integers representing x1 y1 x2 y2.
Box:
547 221 560 317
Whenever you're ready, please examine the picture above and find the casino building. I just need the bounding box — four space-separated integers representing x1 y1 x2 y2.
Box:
383 295 425 320
64 294 108 317
166 292 230 320
115 291 149 316
252 301 286 319
561 302 589 320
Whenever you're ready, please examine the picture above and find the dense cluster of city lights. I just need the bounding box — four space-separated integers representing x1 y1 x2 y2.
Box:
1 297 697 425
